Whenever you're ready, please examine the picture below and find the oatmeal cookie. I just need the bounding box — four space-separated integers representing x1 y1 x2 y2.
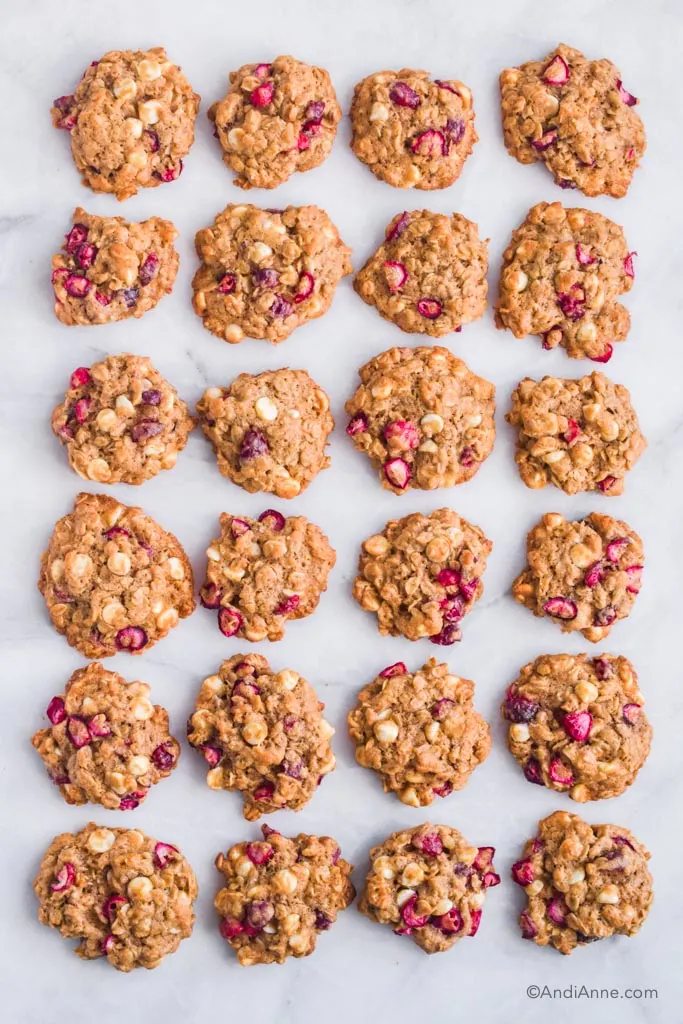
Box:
197 369 333 498
192 203 352 345
511 810 652 954
51 48 200 200
345 345 495 492
359 823 499 953
496 202 634 362
503 654 651 801
353 509 492 645
209 55 341 190
38 492 195 658
350 70 477 189
500 44 646 198
52 355 194 485
215 825 354 965
201 510 335 642
51 208 179 326
512 512 644 642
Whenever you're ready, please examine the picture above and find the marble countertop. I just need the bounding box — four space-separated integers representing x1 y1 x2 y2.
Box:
2 0 682 1021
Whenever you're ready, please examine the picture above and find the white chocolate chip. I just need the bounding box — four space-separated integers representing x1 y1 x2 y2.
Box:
396 888 416 908
125 117 143 138
128 755 150 776
419 440 438 453
242 716 268 746
569 867 586 884
107 552 131 577
96 409 118 432
255 396 278 422
88 828 115 854
275 869 298 895
132 697 154 721
206 767 224 789
128 876 153 900
138 100 162 125
167 557 185 580
597 885 620 905
434 898 453 916
509 723 531 743
576 681 599 703
250 242 273 263
206 546 221 562
224 324 245 344
401 863 425 887
420 413 444 435
374 719 399 743
137 59 162 82
100 600 126 626
114 78 137 100
116 395 136 416
50 559 65 582
278 669 299 691
370 102 390 121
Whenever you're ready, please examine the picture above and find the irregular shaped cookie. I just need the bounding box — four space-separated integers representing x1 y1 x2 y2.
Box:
512 512 644 642
52 355 194 485
201 510 335 642
348 658 490 806
32 662 180 810
51 47 200 200
215 824 354 965
187 653 336 819
345 345 495 492
209 55 341 189
38 492 195 658
197 369 333 498
359 823 499 953
51 208 179 326
34 823 197 970
502 654 651 801
192 203 352 344
495 202 634 362
354 509 492 644
350 70 477 189
500 44 646 198
507 372 646 496
511 810 652 954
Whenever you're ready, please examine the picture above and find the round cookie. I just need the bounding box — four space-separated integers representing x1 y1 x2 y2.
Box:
507 372 646 496
348 658 490 806
51 208 179 326
197 369 333 498
500 44 646 198
201 510 335 642
51 48 200 200
353 508 492 645
192 203 352 345
495 201 634 362
209 55 341 190
345 345 495 492
34 823 197 971
354 210 488 337
187 653 336 819
502 654 651 801
511 810 652 954
350 69 477 189
512 512 644 643
215 825 354 965
52 354 194 485
38 492 195 658
358 823 500 953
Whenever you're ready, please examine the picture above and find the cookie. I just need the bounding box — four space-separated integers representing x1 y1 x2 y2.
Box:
38 492 195 658
192 203 352 345
502 654 651 801
215 825 354 965
350 70 477 189
32 662 180 810
348 658 490 807
353 509 492 645
512 512 644 643
358 824 499 953
511 810 652 954
51 208 179 326
197 369 333 498
52 355 194 485
345 345 495 492
187 653 336 819
507 372 646 496
496 202 634 362
34 823 197 971
209 55 341 190
51 48 199 200
200 510 335 642
500 44 646 198
354 211 488 336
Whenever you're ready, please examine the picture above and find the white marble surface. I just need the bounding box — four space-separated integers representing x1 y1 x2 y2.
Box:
1 0 682 1021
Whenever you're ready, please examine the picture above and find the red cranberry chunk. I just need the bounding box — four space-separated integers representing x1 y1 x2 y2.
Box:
543 597 578 620
432 907 462 933
202 745 222 768
390 81 421 108
505 695 540 723
230 518 252 538
431 697 455 720
473 847 494 872
253 781 276 801
253 267 279 289
430 623 461 646
218 607 243 637
416 297 442 319
549 757 574 786
624 252 637 278
557 285 585 320
47 696 66 725
511 859 535 887
386 212 410 241
121 287 139 308
520 911 538 939
617 80 638 106
239 429 269 461
593 657 613 681
65 224 88 254
220 917 244 940
51 862 76 892
151 742 176 770
532 129 558 151
564 418 581 444
524 758 543 785
294 272 315 303
115 626 148 651
401 894 429 929
584 561 605 588
274 594 300 616
606 537 631 563
384 420 419 450
411 129 446 156
65 274 92 299
139 252 159 285
218 273 236 295
468 909 483 937
246 900 275 930
625 565 643 594
66 716 90 748
346 413 368 436
543 55 570 85
594 605 617 627
622 703 641 726
200 582 222 609
305 100 325 121
269 295 293 318
131 419 163 443
250 82 275 107
563 710 592 742
547 896 568 926
412 832 443 857
75 243 97 270
590 344 613 364
246 842 274 866
383 260 408 293
379 662 406 678
258 509 286 531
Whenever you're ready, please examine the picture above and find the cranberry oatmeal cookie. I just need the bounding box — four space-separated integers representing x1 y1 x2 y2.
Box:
500 44 646 198
512 810 652 954
51 48 199 200
34 823 197 971
503 654 651 801
350 70 476 189
345 346 495 493
215 825 354 965
38 492 195 658
512 512 644 642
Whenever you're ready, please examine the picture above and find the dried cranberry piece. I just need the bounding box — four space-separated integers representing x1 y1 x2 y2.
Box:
390 81 421 108
524 758 543 785
274 594 300 616
50 863 75 892
144 129 160 151
65 224 88 254
66 716 91 748
65 274 92 299
543 597 578 620
386 212 410 241
563 710 592 742
411 129 446 156
252 267 279 289
511 859 535 886
47 696 66 724
543 55 570 85
200 582 222 609
269 294 293 318
416 297 442 319
412 832 443 857
245 842 274 866
250 82 275 107
430 623 461 646
151 743 176 770
75 243 97 269
131 419 163 443
239 429 269 461
505 696 540 723
153 842 178 868
590 344 613 364
141 389 161 406
139 252 159 285
532 129 558 151
121 288 139 308
218 273 236 294
557 284 586 320
218 607 243 637
379 662 406 678
346 413 368 436
383 457 411 490
258 509 286 531
115 626 148 651
617 80 637 106
202 745 222 768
